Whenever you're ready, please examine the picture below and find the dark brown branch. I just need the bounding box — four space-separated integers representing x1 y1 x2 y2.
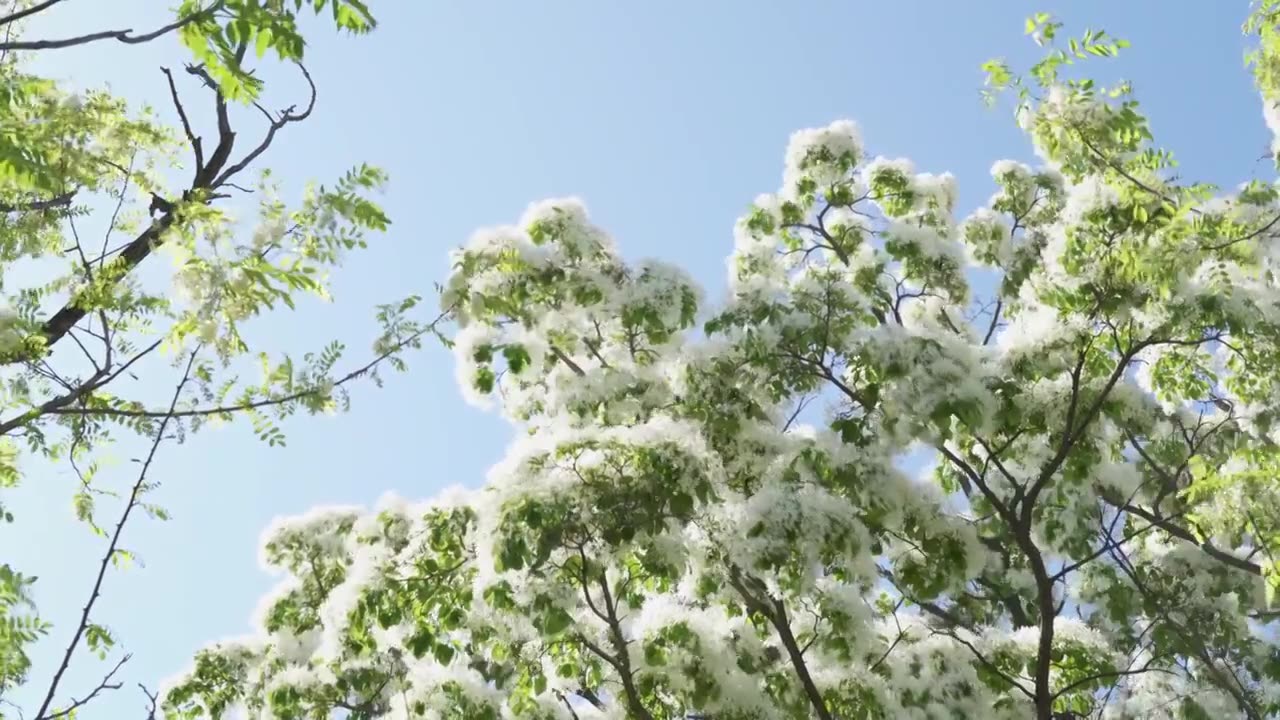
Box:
38 653 130 720
595 573 655 720
138 684 158 720
161 67 204 179
212 62 316 188
1024 543 1057 720
0 2 221 51
185 63 235 186
877 566 1036 700
556 691 582 720
937 444 1016 524
782 394 813 433
65 328 100 373
1116 502 1259 576
550 345 586 376
974 572 1031 628
868 599 906 672
1051 652 1168 701
1052 505 1181 582
0 190 75 213
0 329 169 435
20 53 323 365
0 365 107 435
935 629 1037 700
982 299 1003 345
783 221 851 266
728 567 833 720
33 352 199 720
99 152 138 280
17 57 244 364
1020 343 1137 525
567 547 651 719
0 0 63 27
36 206 183 358
574 688 604 710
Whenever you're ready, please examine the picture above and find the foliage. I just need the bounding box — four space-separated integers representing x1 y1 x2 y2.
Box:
162 4 1280 720
0 1 443 718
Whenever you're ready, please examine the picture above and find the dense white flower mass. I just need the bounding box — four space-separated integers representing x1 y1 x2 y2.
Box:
159 15 1280 720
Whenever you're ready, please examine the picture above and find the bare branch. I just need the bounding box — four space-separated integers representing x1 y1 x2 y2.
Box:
1020 341 1137 524
0 0 63 27
0 2 222 51
33 352 200 720
138 684 158 720
161 67 204 178
213 62 316 188
982 299 1003 345
38 653 131 720
185 63 236 186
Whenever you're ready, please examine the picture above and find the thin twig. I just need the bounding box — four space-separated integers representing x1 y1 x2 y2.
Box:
212 62 316 188
0 337 164 436
32 352 200 720
161 67 204 177
41 310 449 421
38 653 131 720
138 684 158 720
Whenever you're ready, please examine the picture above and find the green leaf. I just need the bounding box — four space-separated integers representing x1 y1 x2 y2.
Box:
433 643 455 664
255 28 273 58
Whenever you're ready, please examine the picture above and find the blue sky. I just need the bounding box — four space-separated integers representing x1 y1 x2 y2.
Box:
4 1 1271 716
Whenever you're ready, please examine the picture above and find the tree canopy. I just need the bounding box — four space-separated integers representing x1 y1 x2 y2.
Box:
154 5 1280 720
8 2 1280 720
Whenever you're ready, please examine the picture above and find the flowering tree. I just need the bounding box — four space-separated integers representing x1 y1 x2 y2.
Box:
0 1 446 718
161 6 1280 720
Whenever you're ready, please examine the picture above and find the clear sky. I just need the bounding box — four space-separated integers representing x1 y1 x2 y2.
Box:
4 1 1270 717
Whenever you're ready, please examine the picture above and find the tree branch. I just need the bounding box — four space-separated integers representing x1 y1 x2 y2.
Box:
34 310 448 422
138 684 158 720
161 67 204 180
12 54 264 365
33 352 199 720
37 653 130 720
1020 342 1137 526
550 344 586 376
0 190 75 213
212 62 316 188
0 337 163 436
1049 653 1169 701
933 629 1036 701
727 567 833 720
982 299 1003 345
1115 502 1259 576
0 0 63 27
0 2 222 51
595 572 655 720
